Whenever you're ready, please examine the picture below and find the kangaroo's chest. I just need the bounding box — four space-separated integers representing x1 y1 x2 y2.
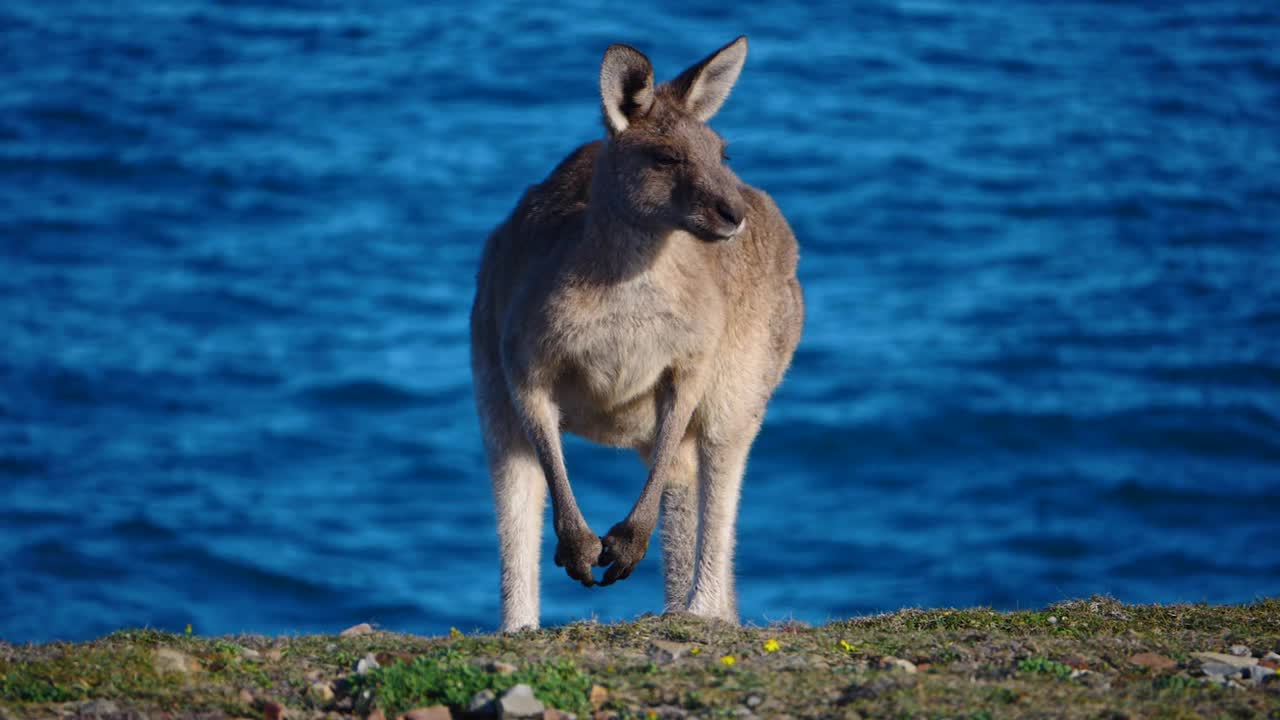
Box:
557 279 696 408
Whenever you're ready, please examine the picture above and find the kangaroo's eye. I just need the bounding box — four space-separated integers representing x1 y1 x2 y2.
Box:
651 151 680 167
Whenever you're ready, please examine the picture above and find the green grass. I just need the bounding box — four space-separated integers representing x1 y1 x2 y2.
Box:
1017 656 1075 681
1 596 1277 719
348 648 593 716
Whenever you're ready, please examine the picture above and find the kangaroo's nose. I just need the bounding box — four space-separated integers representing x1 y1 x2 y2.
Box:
716 200 744 227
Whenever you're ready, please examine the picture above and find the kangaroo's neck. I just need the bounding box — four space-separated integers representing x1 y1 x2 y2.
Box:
565 204 669 284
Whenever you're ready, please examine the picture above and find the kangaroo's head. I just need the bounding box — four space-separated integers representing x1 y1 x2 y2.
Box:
595 37 749 243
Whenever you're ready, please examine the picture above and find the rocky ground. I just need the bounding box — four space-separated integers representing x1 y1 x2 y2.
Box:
2 596 1278 719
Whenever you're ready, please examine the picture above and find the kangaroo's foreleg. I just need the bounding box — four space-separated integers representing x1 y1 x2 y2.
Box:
511 384 601 587
599 368 705 586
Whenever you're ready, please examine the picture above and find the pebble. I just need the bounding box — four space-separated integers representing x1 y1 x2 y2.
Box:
263 700 286 720
745 695 763 708
367 710 387 720
469 689 498 715
77 699 120 717
1240 664 1277 687
355 653 381 675
403 706 452 720
1128 652 1177 670
648 640 694 663
542 711 575 720
238 689 255 707
339 623 374 637
153 647 201 674
307 681 334 705
487 660 518 674
1191 652 1257 669
1201 661 1244 679
588 685 609 708
500 684 545 718
1229 644 1251 657
879 656 917 673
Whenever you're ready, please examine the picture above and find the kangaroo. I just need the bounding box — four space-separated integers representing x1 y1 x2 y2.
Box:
470 36 803 632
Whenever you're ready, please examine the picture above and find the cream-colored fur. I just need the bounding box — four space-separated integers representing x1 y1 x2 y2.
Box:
471 36 803 632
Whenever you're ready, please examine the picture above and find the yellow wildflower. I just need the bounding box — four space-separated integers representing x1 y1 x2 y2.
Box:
646 712 658 720
184 623 192 637
449 627 463 638
689 646 701 655
720 654 736 667
839 639 854 652
763 638 780 653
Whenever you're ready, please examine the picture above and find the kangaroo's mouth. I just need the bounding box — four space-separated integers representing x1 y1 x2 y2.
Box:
692 217 746 243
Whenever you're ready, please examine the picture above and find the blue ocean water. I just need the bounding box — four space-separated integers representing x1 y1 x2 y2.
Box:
2 1 1279 643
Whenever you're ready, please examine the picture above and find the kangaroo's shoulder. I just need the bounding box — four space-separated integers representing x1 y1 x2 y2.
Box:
515 140 601 229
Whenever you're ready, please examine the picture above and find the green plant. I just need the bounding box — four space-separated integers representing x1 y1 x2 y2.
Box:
349 648 593 716
1017 657 1073 681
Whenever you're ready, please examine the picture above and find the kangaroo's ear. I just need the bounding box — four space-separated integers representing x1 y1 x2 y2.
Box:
600 44 655 135
666 36 747 122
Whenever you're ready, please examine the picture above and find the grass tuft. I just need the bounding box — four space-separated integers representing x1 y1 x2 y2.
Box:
349 647 593 716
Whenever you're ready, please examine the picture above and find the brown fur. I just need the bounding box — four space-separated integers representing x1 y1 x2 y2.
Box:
471 36 803 630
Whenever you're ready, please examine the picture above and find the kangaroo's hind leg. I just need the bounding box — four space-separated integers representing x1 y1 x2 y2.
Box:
478 385 547 632
648 437 699 612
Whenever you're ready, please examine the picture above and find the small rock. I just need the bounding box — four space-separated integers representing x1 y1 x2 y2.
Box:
647 640 694 663
339 623 374 637
1191 652 1257 669
487 660 518 674
239 689 256 706
1128 653 1177 670
1241 664 1277 687
403 706 452 720
262 700 286 720
879 656 917 673
499 684 545 718
745 695 762 708
469 689 498 715
542 711 575 720
588 684 609 708
265 648 284 662
78 699 120 717
367 710 387 720
355 653 381 675
1200 661 1244 680
307 682 334 705
1229 644 1251 657
1047 616 1059 625
154 647 201 674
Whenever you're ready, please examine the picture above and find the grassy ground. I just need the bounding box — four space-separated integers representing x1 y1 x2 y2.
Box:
2 596 1278 719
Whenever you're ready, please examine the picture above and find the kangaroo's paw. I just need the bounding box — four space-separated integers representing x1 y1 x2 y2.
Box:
597 520 652 586
554 523 602 587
